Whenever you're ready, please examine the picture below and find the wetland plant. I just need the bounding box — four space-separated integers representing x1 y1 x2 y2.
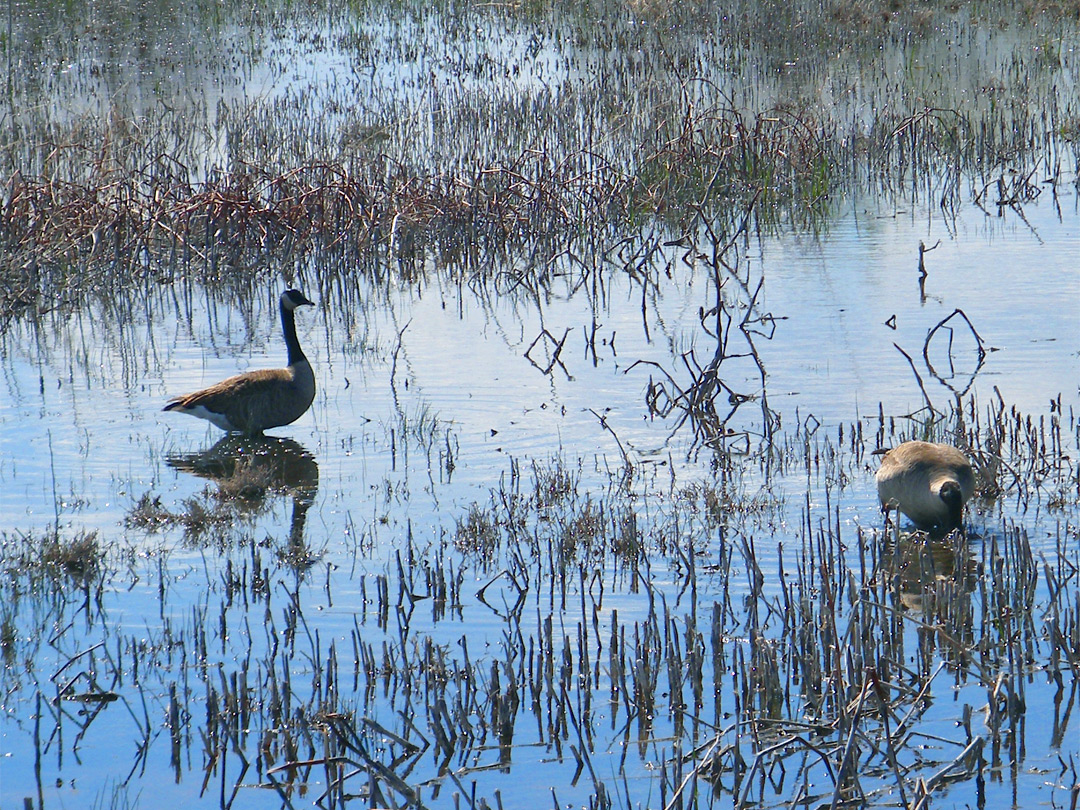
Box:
3 397 1079 808
2 2 1079 808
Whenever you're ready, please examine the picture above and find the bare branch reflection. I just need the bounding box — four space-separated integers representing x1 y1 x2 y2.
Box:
631 201 780 456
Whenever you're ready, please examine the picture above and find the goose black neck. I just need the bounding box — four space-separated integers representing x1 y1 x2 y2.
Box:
281 300 306 365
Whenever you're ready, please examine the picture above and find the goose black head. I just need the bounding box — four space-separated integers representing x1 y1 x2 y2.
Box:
282 289 314 310
938 480 966 531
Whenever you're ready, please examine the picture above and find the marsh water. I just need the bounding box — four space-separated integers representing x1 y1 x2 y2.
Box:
2 1 1079 809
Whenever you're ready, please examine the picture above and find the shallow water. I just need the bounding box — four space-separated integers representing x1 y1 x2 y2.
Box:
2 190 1077 808
2 1 1080 808
3 193 1075 534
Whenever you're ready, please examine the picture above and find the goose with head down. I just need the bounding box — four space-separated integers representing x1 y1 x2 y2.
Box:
875 440 975 533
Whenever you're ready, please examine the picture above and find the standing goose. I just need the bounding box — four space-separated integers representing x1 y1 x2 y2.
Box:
875 440 975 533
164 289 316 435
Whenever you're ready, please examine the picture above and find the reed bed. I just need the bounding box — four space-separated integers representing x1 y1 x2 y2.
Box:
3 0 1078 327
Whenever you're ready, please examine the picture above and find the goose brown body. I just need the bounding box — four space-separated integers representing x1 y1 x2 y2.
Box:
164 290 315 436
875 440 975 532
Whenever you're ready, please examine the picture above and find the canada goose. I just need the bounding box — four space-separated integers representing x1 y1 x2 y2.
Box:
875 440 975 533
164 289 315 435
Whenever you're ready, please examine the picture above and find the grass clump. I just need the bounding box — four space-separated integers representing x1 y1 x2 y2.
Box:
0 527 103 581
213 456 275 502
454 504 501 558
532 459 578 509
679 479 783 529
558 498 605 560
40 530 102 578
125 493 175 531
126 486 269 543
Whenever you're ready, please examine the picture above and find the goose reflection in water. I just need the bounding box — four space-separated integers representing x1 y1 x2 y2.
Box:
881 531 980 617
166 435 320 570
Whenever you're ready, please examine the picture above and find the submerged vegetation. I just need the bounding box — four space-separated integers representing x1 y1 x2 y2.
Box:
3 402 1078 808
1 0 1079 808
